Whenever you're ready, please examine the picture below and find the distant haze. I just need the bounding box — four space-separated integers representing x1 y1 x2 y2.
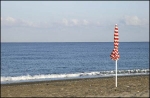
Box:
1 1 149 42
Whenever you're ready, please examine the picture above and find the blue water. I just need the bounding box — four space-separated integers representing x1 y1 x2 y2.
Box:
1 42 149 84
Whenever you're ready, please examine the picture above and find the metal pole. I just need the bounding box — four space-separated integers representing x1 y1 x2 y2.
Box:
116 60 117 87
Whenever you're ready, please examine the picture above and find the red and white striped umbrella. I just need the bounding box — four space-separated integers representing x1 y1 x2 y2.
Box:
110 24 120 87
110 24 120 60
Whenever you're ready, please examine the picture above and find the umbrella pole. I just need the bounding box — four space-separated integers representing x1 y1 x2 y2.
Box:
115 60 117 87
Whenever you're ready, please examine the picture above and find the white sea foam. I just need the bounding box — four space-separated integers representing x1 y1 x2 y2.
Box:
1 69 149 84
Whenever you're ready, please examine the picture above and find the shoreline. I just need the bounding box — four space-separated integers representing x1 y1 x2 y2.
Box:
1 74 149 86
1 75 149 97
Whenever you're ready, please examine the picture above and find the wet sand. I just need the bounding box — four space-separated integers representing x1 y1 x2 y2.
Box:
1 75 149 97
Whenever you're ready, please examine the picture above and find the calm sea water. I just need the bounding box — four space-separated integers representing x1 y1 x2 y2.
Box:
1 42 149 84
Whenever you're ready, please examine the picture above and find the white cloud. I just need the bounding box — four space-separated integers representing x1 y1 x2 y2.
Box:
6 17 16 23
1 17 103 28
62 18 69 26
61 18 90 26
71 19 79 25
121 15 149 26
1 17 16 26
1 16 38 28
83 19 89 25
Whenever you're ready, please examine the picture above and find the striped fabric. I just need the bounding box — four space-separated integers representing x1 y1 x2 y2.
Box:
110 24 120 60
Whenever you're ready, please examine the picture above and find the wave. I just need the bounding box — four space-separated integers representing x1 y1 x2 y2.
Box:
1 69 149 84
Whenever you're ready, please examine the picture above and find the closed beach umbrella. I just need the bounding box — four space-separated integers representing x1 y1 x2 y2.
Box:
110 24 120 87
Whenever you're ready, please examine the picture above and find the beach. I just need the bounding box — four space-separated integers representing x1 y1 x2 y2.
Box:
1 75 149 97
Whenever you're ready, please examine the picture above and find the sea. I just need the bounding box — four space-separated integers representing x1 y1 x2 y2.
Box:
1 42 149 84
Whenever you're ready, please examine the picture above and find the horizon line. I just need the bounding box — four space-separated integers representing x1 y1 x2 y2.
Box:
1 41 149 43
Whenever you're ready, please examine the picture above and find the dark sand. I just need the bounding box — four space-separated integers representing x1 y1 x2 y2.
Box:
1 75 149 97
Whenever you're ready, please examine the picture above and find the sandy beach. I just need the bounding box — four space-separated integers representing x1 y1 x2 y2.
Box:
1 75 149 97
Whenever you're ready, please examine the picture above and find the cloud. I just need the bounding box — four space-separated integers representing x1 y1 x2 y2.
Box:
61 18 90 26
82 19 89 25
1 17 103 29
1 17 88 28
71 19 79 25
2 16 148 30
120 15 149 26
62 18 69 26
6 17 16 22
1 17 17 26
124 16 141 25
1 17 38 28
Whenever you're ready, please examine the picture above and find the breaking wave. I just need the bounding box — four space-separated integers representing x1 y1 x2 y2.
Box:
1 69 149 84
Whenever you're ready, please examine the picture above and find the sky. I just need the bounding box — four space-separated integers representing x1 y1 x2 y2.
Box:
1 1 149 42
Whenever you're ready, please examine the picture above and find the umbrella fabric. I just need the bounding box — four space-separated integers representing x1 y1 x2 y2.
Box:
110 24 120 60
